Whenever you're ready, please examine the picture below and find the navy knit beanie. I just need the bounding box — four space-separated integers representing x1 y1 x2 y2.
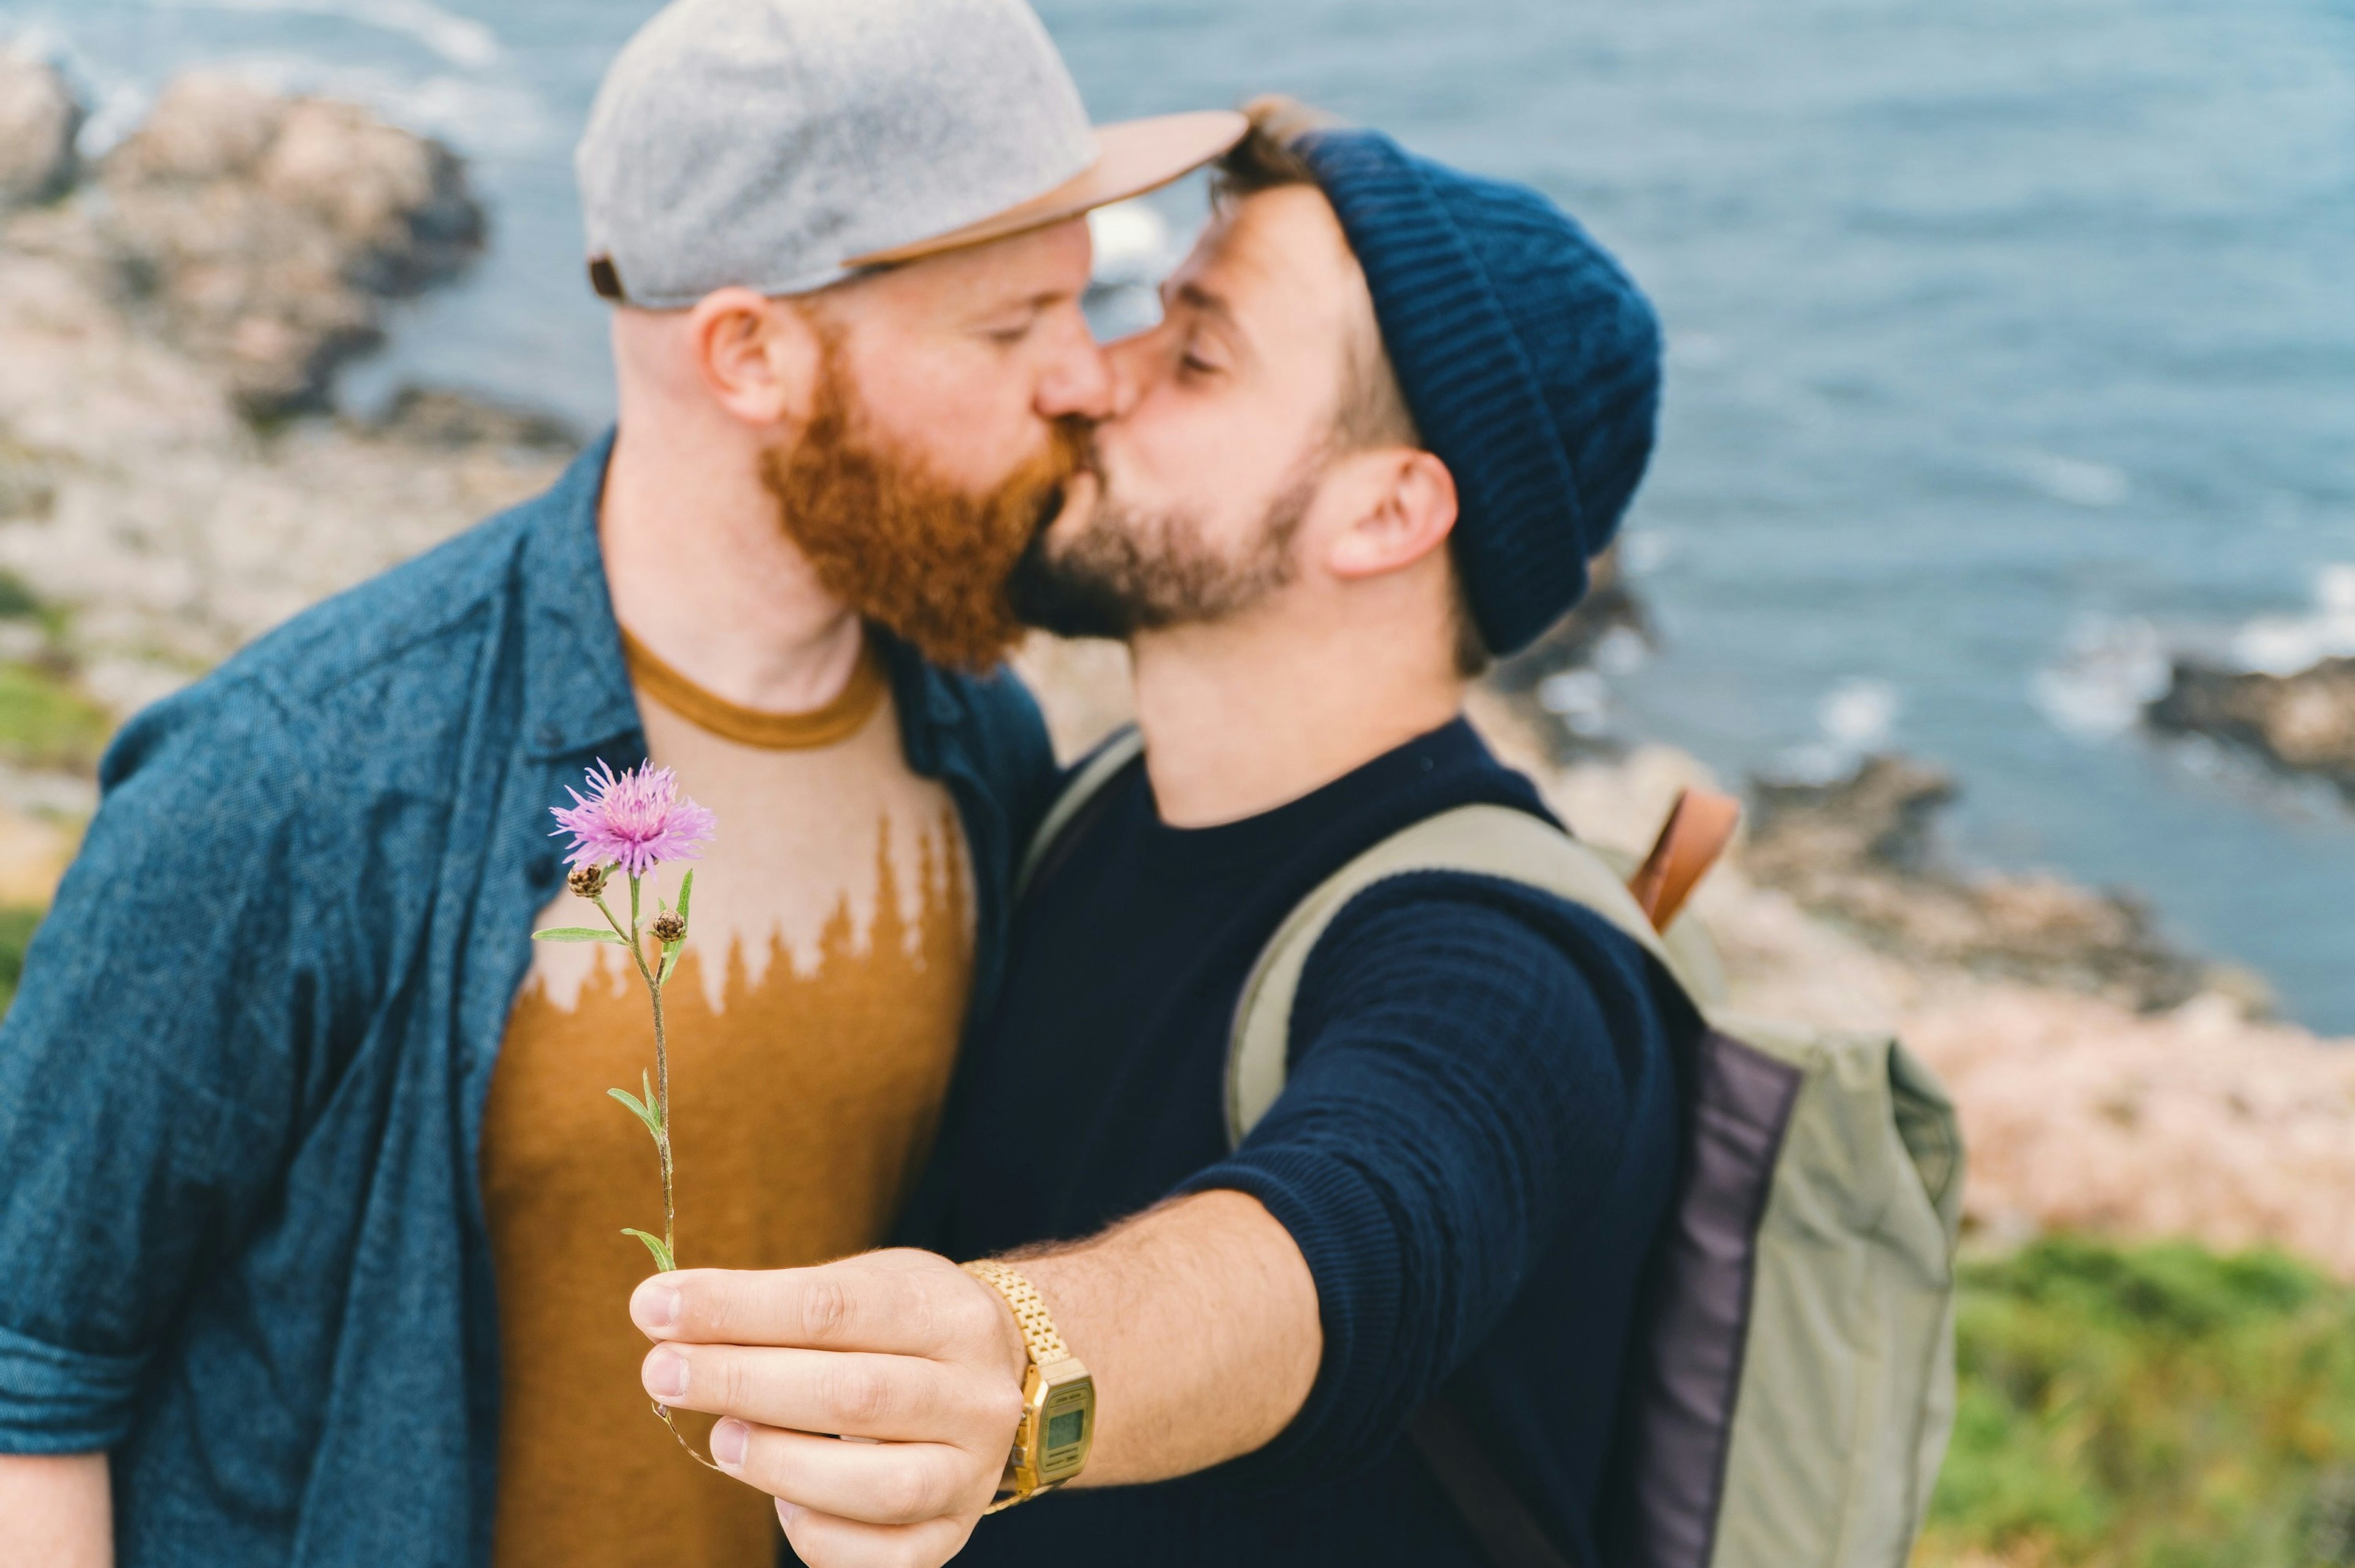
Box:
1297 129 1663 658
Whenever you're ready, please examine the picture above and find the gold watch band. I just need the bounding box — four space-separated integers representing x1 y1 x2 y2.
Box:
962 1259 1093 1513
963 1259 1073 1364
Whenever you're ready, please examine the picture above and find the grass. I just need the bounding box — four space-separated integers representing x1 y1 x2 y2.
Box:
1920 1236 2355 1567
0 904 40 1014
0 660 111 773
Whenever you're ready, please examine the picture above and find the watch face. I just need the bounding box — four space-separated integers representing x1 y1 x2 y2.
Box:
1044 1407 1086 1452
1036 1375 1095 1482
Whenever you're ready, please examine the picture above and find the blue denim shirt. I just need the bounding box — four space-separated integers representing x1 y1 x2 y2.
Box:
0 435 1059 1566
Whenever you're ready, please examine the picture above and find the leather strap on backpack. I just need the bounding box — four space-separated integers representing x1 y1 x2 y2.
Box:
1627 787 1741 932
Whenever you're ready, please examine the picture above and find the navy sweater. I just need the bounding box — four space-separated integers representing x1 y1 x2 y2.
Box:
931 719 1680 1567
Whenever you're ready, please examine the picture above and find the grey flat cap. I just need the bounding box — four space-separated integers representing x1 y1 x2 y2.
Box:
577 0 1243 307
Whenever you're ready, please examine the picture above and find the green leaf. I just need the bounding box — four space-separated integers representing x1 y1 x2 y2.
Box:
622 1228 675 1274
534 927 626 944
659 944 681 985
606 1085 662 1139
642 1068 660 1129
676 869 694 928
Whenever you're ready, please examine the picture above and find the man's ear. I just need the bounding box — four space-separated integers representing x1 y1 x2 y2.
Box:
687 287 824 430
1325 448 1459 581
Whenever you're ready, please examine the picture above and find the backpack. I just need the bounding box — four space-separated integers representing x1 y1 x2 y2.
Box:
1019 727 1965 1568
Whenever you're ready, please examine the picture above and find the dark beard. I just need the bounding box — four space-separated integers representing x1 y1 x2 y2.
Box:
1006 460 1319 641
762 354 1086 671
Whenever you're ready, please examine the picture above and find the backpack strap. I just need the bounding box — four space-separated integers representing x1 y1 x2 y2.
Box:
1629 788 1741 932
1014 726 1146 904
1225 803 1722 1568
1225 803 1698 1147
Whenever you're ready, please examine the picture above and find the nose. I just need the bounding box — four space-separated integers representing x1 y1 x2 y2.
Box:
1099 324 1171 423
1034 310 1115 423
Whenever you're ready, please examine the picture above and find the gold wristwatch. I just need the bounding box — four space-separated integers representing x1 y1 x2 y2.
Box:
962 1259 1095 1512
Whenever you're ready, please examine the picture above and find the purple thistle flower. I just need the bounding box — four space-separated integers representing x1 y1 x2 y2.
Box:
549 760 716 878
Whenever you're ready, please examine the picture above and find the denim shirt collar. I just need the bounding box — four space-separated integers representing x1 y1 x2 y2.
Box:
515 428 962 777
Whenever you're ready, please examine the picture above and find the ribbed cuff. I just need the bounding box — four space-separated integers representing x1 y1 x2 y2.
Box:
1174 1147 1406 1484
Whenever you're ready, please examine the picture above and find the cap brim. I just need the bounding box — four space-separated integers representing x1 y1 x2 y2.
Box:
843 109 1247 270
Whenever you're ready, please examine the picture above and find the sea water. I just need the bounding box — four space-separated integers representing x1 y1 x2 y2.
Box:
7 0 2353 1027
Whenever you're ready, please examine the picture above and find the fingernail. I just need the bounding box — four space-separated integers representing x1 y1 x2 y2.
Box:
711 1418 748 1469
645 1347 689 1400
775 1499 799 1529
632 1281 682 1333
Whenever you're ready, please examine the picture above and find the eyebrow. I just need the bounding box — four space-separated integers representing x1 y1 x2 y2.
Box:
1169 280 1236 324
967 288 1073 324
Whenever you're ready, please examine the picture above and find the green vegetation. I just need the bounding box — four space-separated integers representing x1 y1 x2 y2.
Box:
0 660 111 773
0 904 40 1014
0 569 40 620
1922 1236 2355 1567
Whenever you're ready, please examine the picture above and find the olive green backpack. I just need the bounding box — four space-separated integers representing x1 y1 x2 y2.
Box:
1021 729 1965 1568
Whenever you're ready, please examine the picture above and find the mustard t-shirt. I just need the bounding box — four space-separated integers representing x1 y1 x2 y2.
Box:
480 630 974 1567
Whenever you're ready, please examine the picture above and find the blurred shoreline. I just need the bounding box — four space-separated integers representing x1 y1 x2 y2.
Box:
4 69 2354 1285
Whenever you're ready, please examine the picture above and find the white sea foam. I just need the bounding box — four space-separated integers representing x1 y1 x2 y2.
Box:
2231 562 2355 676
1088 200 1178 288
2032 615 2173 738
1593 624 1650 678
1821 677 1900 749
194 54 550 153
1537 669 1611 736
2010 449 2131 509
150 0 500 69
1772 677 1902 782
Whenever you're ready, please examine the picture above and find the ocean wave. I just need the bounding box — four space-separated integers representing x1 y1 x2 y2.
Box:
149 0 500 69
2007 449 2132 510
2231 562 2355 676
2033 565 2355 744
166 53 551 154
2032 615 2172 739
1772 677 1903 782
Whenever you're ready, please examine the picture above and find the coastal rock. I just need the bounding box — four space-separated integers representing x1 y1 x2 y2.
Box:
92 73 484 416
0 53 80 207
2147 656 2355 797
362 386 580 454
1744 753 2219 1011
1490 547 1653 752
1532 740 2355 1280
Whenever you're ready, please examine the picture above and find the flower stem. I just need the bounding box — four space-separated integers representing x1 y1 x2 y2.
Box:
650 975 675 1266
599 878 677 1268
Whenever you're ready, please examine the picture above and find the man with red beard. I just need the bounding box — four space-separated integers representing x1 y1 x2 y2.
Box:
0 3 1239 1565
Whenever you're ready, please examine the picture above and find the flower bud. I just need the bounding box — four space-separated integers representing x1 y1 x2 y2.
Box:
650 912 686 945
567 864 608 900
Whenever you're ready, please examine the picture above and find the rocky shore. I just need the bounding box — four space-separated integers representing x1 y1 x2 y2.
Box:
2148 655 2355 800
0 61 570 899
6 66 2354 1283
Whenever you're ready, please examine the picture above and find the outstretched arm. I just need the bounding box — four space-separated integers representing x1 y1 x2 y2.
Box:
0 1453 112 1567
632 1188 1317 1566
637 881 1660 1568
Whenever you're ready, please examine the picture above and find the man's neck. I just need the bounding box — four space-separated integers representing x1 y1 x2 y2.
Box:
600 418 864 715
1128 614 1465 829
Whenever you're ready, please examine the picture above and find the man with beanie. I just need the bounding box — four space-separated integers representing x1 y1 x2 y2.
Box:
626 102 1677 1568
0 2 1244 1563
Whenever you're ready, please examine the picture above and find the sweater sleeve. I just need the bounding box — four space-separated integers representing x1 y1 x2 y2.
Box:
1172 868 1671 1485
0 684 324 1452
